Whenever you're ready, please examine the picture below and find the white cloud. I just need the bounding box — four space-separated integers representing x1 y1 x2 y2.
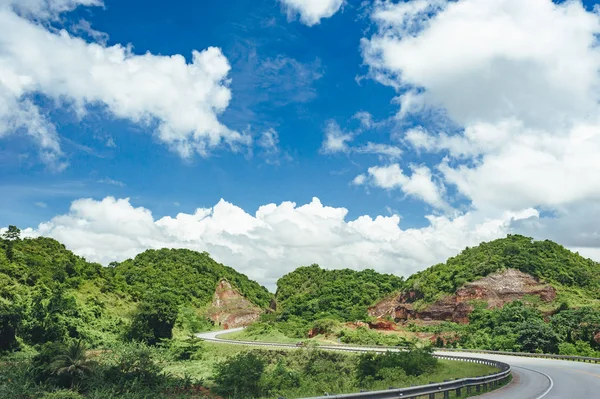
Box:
353 111 374 129
366 164 450 210
279 0 344 26
4 0 103 20
352 174 366 186
361 0 600 232
258 128 279 152
355 142 402 160
364 0 600 129
320 119 402 160
0 0 246 168
23 196 540 289
97 178 125 187
320 121 353 154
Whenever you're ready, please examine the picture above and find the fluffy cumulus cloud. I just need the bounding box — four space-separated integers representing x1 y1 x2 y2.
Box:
23 196 538 289
0 0 246 169
361 164 450 210
359 0 600 251
279 0 344 26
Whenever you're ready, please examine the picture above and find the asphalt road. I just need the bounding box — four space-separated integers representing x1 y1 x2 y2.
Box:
441 351 600 399
197 329 600 398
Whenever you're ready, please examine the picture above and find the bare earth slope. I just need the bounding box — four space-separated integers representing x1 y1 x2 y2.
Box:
369 269 556 324
207 279 262 328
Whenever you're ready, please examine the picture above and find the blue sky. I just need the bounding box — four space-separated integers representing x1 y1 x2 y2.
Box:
1 0 418 227
2 0 600 287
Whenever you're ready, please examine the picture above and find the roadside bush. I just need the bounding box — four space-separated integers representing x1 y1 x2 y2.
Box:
166 337 204 361
260 360 301 395
558 341 600 357
213 351 266 398
95 342 165 391
338 327 409 346
245 322 274 336
356 349 438 386
310 318 340 335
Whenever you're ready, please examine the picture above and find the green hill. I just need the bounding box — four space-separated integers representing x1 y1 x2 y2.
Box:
0 234 271 349
275 264 404 321
111 248 272 308
403 234 600 305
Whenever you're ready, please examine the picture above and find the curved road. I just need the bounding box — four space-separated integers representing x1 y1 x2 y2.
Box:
197 329 600 398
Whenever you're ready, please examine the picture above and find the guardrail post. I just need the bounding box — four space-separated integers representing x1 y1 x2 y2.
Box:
476 384 481 393
428 393 435 399
443 390 449 399
466 386 471 394
456 387 462 396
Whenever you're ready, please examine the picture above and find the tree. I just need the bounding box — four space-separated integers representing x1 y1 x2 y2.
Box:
213 352 266 398
2 225 20 241
49 341 95 389
128 290 179 345
22 286 81 345
0 299 21 351
2 225 20 261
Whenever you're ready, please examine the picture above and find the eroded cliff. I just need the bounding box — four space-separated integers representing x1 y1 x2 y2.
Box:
207 280 262 329
369 268 556 324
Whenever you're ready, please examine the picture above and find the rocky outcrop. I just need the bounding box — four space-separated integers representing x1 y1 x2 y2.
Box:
207 280 262 329
368 319 396 331
369 269 557 324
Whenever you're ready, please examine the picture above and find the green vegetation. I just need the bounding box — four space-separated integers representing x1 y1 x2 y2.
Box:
409 301 600 356
276 264 404 321
265 264 403 338
209 347 496 398
112 248 272 308
4 229 600 398
404 234 600 304
0 229 276 398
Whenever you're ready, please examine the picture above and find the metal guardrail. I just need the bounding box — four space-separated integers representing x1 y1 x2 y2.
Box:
199 336 512 399
433 347 600 363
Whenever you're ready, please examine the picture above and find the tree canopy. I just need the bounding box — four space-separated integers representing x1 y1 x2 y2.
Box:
275 264 404 321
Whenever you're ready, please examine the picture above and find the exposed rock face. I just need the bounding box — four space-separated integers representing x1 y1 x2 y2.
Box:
207 280 262 329
368 319 396 331
369 269 557 324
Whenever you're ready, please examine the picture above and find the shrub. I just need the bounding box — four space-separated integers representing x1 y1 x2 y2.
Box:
261 360 301 395
41 391 85 399
338 327 409 346
356 349 437 386
213 352 266 398
96 342 165 390
166 337 204 361
127 290 179 345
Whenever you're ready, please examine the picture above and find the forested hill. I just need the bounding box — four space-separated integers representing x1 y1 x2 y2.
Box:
0 236 272 309
404 234 600 303
275 264 404 321
112 248 272 308
0 232 272 349
0 236 106 295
